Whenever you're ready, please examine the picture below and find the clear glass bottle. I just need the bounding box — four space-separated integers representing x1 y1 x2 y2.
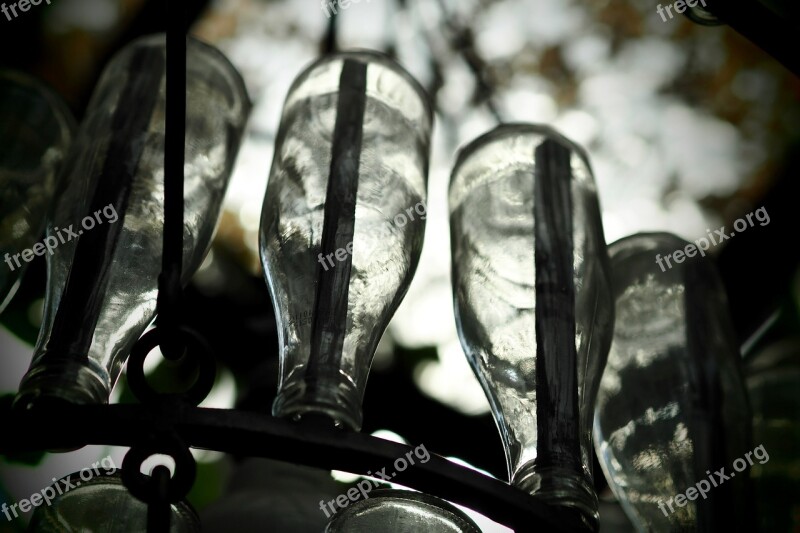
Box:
745 336 800 532
15 35 250 408
27 472 199 532
324 489 481 533
0 71 75 313
449 123 613 528
594 232 752 532
260 51 432 430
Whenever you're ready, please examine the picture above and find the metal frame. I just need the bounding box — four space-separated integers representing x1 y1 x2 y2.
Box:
0 2 593 530
0 402 588 532
14 0 797 530
692 0 799 76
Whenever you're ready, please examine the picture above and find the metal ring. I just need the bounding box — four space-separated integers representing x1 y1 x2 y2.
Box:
121 435 196 503
128 327 216 406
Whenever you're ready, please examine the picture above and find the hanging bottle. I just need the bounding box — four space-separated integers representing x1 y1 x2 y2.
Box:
594 232 753 531
449 123 614 528
0 72 75 313
15 35 250 408
260 51 432 430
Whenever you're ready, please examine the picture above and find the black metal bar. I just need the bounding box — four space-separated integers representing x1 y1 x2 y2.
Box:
46 49 163 358
684 263 721 532
306 59 367 384
704 0 800 76
0 404 588 533
147 465 172 533
322 1 338 55
79 0 211 116
158 0 188 347
533 139 581 471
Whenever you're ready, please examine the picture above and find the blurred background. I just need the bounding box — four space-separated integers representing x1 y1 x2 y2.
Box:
0 0 798 531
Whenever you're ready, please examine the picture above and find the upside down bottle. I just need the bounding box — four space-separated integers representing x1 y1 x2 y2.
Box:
260 51 432 430
594 232 752 531
450 123 614 528
0 72 75 313
15 35 250 408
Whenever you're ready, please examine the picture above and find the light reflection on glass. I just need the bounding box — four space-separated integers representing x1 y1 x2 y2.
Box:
15 35 250 407
594 232 752 532
0 72 75 314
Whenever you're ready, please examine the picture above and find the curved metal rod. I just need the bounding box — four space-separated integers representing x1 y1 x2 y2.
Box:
701 0 799 76
0 404 589 532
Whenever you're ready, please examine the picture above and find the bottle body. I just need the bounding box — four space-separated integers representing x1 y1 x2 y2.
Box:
324 489 481 533
260 51 431 430
450 124 613 526
594 232 752 532
28 472 199 532
745 335 799 532
16 35 250 407
0 72 75 313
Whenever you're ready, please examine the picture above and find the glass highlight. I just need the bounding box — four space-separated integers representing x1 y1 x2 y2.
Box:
450 123 613 527
260 51 432 430
594 232 752 531
15 35 250 408
0 72 75 313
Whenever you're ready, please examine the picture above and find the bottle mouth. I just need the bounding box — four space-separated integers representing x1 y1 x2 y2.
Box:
14 358 110 410
513 464 599 530
272 375 363 431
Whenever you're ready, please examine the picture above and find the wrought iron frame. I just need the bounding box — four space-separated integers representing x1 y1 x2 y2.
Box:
1 0 793 531
0 2 592 531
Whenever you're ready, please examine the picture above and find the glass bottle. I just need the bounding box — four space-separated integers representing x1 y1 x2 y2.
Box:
594 232 752 532
260 51 432 430
0 71 75 313
449 123 613 528
15 35 250 408
746 336 800 532
324 489 481 533
27 471 199 532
